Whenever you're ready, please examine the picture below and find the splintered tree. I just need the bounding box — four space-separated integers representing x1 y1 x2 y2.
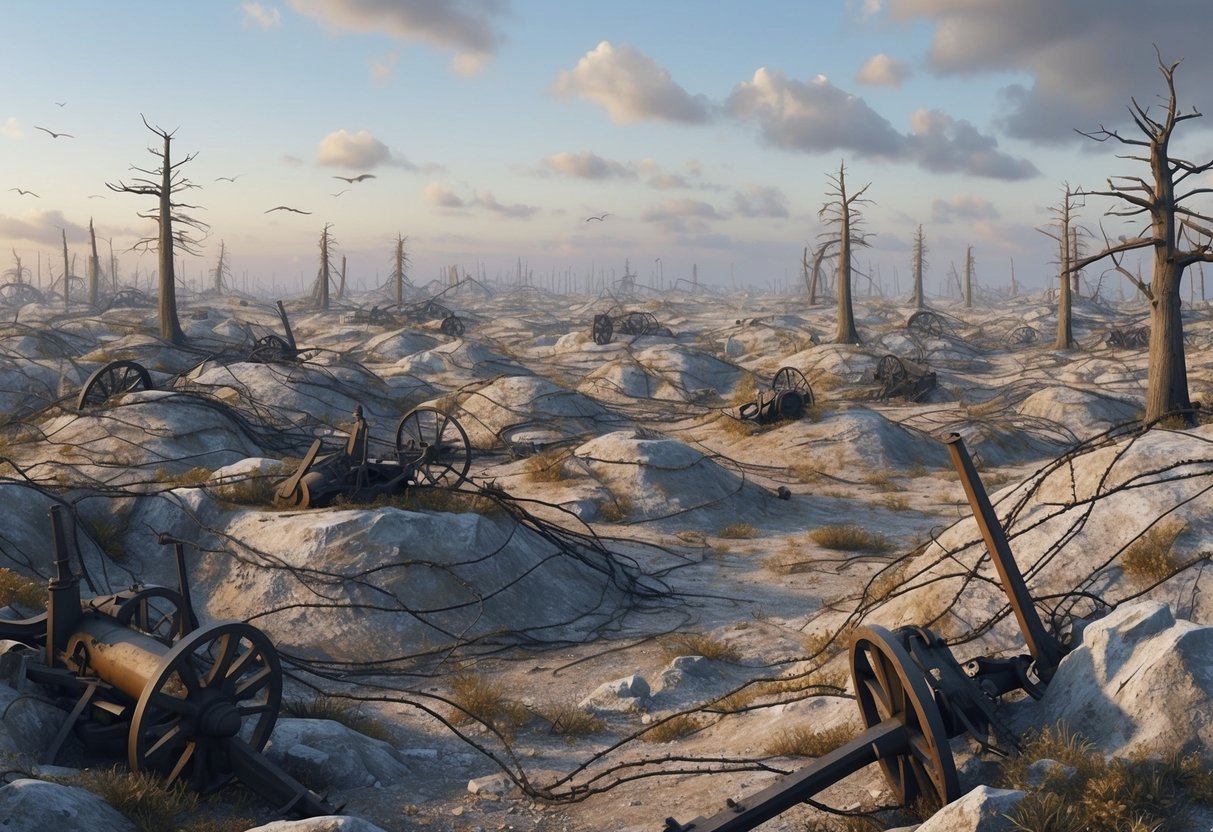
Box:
1074 52 1213 422
910 225 927 309
313 224 336 311
107 117 207 345
390 236 410 305
87 218 102 307
819 161 871 344
337 255 347 300
60 229 70 310
1038 185 1083 349
211 240 231 294
963 246 974 308
6 250 31 285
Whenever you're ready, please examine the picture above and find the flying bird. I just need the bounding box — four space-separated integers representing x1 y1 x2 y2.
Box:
9 188 39 197
585 212 611 222
34 126 74 139
215 174 243 183
87 194 105 199
54 101 66 107
331 189 350 197
264 205 311 214
332 174 376 183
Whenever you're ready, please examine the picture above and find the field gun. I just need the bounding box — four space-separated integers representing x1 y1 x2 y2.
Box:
0 506 337 816
273 403 472 508
590 310 674 345
664 434 1069 831
737 366 814 425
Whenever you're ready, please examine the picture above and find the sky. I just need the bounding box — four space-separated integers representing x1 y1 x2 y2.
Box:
4 0 1213 296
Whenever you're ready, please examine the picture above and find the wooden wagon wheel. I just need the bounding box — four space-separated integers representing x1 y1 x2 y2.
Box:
875 354 907 384
0 282 45 307
440 314 465 337
110 586 200 645
591 313 614 345
128 621 282 793
850 625 960 808
772 366 815 408
77 360 154 410
1008 325 1038 346
395 405 472 488
907 310 946 337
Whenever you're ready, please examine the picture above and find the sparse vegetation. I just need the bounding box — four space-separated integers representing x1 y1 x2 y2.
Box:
1121 518 1185 582
764 722 858 758
1000 724 1213 832
522 447 572 483
660 633 742 663
538 704 606 738
809 524 892 553
598 493 633 522
718 521 758 539
283 694 391 741
0 567 46 611
639 713 704 743
448 671 532 734
69 767 200 832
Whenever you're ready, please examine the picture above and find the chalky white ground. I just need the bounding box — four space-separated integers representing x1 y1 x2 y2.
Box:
2 286 1212 832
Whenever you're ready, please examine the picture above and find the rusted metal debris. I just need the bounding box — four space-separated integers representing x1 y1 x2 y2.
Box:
874 354 937 402
273 404 472 509
738 366 814 424
0 507 337 816
665 435 1069 831
589 310 674 345
348 298 466 336
1106 326 1149 349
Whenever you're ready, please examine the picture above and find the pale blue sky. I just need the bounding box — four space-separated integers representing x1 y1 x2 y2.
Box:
3 1 1212 294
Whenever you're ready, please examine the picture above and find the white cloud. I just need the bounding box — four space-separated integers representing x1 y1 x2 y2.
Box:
423 182 465 208
734 185 789 218
0 117 22 140
541 151 635 180
648 173 691 190
290 0 506 75
473 190 538 219
243 2 282 28
857 53 911 87
553 41 711 124
909 108 1038 180
0 210 88 245
316 129 419 170
931 194 1001 224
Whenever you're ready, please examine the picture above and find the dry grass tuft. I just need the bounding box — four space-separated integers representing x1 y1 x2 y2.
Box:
283 694 391 741
862 471 901 492
521 448 573 483
0 567 45 611
538 703 606 737
598 493 633 522
69 767 199 832
712 667 849 714
718 521 758 539
448 672 532 734
363 487 503 516
1121 518 1186 583
764 723 858 758
809 524 892 553
661 633 742 663
86 514 129 563
999 724 1213 832
639 713 704 743
879 495 911 512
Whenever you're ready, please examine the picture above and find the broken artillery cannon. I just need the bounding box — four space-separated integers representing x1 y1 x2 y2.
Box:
874 354 937 402
273 404 473 508
664 434 1068 831
0 506 337 816
737 367 814 424
590 310 674 345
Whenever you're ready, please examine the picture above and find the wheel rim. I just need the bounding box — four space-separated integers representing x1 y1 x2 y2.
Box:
395 405 472 488
591 314 613 345
850 625 959 809
113 587 196 644
129 622 282 793
77 360 153 410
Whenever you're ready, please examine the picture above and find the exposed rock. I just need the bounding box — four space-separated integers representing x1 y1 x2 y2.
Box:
244 816 390 832
262 718 411 788
580 673 651 713
0 778 135 832
467 773 517 796
915 785 1024 832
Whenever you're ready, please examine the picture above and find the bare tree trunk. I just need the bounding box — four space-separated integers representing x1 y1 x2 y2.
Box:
808 244 826 306
1147 264 1190 419
156 134 185 344
963 246 973 308
317 226 331 311
834 209 859 343
337 255 347 300
1056 232 1074 349
61 229 69 311
87 218 101 307
1010 258 1017 297
911 225 925 309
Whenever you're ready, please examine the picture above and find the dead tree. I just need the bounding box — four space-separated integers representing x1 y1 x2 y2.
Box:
337 255 347 300
963 245 974 308
6 250 31 285
87 219 102 307
391 234 410 306
106 117 207 345
60 229 70 310
210 240 232 295
910 225 927 309
819 161 871 344
1038 185 1084 349
313 224 336 311
1073 52 1213 422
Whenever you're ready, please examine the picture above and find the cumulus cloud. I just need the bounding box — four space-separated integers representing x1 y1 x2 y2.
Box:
648 173 691 190
931 194 1001 224
553 41 712 124
1 118 22 140
473 191 537 219
909 108 1038 180
726 68 907 158
243 2 282 28
316 129 419 170
541 151 635 180
733 185 789 218
857 53 911 87
887 0 1213 144
290 0 507 74
423 182 465 208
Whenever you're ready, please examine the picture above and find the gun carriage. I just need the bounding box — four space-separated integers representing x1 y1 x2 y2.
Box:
737 367 814 424
590 311 674 345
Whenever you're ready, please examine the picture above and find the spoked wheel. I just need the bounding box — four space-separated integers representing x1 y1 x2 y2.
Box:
1008 325 1038 346
772 366 815 408
850 625 960 809
248 334 294 364
129 622 283 793
907 310 946 337
395 405 472 488
77 360 153 410
0 282 45 307
875 354 907 384
440 314 465 337
111 586 199 644
591 313 613 345
105 287 153 310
